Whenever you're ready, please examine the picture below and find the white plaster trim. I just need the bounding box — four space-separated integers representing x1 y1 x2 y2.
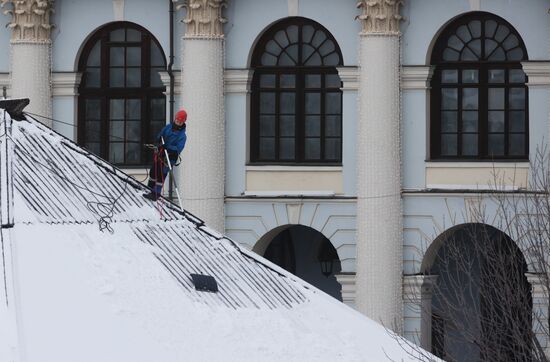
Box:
113 0 124 21
426 183 520 191
335 273 356 307
425 161 529 168
287 0 299 16
337 66 358 91
52 72 82 97
469 0 481 11
224 69 252 94
0 73 9 95
160 70 182 95
246 165 342 172
522 61 550 87
401 66 433 90
243 191 336 197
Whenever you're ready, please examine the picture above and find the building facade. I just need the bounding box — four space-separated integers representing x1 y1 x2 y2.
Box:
1 0 549 359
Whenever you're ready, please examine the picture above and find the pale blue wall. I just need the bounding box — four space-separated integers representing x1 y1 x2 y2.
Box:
0 11 11 72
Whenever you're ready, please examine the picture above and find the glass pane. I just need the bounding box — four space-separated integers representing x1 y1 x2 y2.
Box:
488 134 505 156
456 25 472 42
110 29 124 41
259 116 275 137
305 93 321 114
509 134 525 156
259 138 275 159
260 93 276 113
274 30 289 48
462 69 478 83
461 47 477 61
323 53 340 66
302 25 315 43
149 121 164 142
266 40 281 55
488 111 505 132
261 53 277 66
441 70 458 83
462 88 478 110
87 42 100 66
127 29 141 42
126 121 141 142
441 134 457 156
151 68 163 87
503 34 519 50
126 47 141 66
509 88 525 110
305 116 320 137
510 111 525 132
109 68 124 87
305 138 320 159
302 44 315 63
325 138 341 160
126 68 141 87
462 134 478 156
126 143 141 164
485 20 498 38
280 74 295 88
441 111 457 132
489 47 506 61
488 88 505 109
495 25 510 42
441 89 458 110
127 99 141 119
305 52 322 66
462 111 478 132
279 93 295 114
305 75 321 88
448 35 464 51
260 74 276 88
507 48 524 61
325 93 341 114
109 143 124 163
326 74 341 88
319 41 335 56
85 121 101 142
286 25 299 43
469 39 482 57
110 99 124 119
468 20 481 38
151 99 165 119
325 115 341 137
85 142 101 155
85 99 101 119
86 68 100 88
109 120 124 141
509 69 526 83
279 116 295 137
488 69 505 83
443 48 459 61
485 39 498 57
279 138 295 160
151 41 164 66
285 45 299 63
110 47 124 66
311 30 326 47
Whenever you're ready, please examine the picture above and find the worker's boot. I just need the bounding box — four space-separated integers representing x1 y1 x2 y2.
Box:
144 191 160 201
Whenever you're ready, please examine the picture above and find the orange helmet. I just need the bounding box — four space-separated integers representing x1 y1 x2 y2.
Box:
174 109 187 126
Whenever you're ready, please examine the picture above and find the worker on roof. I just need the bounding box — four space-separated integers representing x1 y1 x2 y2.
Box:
144 109 187 201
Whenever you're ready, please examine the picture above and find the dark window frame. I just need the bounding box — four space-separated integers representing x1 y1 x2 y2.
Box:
77 22 167 167
430 12 529 161
250 17 344 165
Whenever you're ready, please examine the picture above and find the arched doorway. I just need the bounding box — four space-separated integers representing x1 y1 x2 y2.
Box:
257 225 342 301
426 224 532 361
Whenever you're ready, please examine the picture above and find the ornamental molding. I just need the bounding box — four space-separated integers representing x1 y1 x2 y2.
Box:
177 0 227 38
522 61 550 87
224 68 252 94
51 72 82 97
1 0 54 43
401 66 433 90
356 0 403 35
337 66 359 91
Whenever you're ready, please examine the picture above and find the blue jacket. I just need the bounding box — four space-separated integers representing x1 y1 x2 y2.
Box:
158 123 187 159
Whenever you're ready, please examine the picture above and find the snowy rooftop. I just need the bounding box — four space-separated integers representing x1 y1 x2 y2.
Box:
0 108 430 361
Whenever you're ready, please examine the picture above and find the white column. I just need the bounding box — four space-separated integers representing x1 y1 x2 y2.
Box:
3 0 54 124
403 275 437 350
355 0 404 330
177 0 226 232
526 273 550 358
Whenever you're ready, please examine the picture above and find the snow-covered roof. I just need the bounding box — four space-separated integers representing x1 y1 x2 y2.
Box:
0 109 430 361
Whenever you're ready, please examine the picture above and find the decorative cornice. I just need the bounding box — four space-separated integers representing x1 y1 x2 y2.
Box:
337 66 359 91
522 61 550 88
356 0 403 35
1 0 54 43
224 68 252 94
159 70 182 95
51 72 82 96
401 66 433 90
178 0 227 39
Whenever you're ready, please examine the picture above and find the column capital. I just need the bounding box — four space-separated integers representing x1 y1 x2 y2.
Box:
356 0 403 35
177 0 227 39
1 0 54 43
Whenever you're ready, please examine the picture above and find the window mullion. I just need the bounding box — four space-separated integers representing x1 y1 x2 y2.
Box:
479 64 488 158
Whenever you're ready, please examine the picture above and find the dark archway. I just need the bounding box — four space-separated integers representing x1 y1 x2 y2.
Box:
261 225 342 301
427 224 532 361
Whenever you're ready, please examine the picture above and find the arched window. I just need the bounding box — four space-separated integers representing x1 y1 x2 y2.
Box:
250 17 343 164
430 13 528 160
78 22 167 166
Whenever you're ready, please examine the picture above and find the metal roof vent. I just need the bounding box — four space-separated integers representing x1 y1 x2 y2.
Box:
190 274 218 293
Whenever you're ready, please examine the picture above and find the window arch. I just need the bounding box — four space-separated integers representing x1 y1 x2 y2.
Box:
78 22 167 166
250 17 343 164
430 12 528 160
